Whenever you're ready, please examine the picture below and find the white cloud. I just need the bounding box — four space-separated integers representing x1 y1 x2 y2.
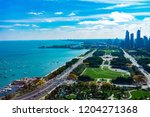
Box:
120 17 150 36
43 19 53 22
0 25 13 28
78 11 134 26
28 12 43 15
143 17 150 22
101 4 132 9
68 12 76 16
80 0 149 4
54 12 63 15
32 24 39 28
1 10 150 40
79 21 98 25
59 26 75 29
9 29 15 31
1 16 150 40
14 24 30 27
1 11 140 24
79 20 118 25
0 24 39 29
131 12 150 16
109 11 135 22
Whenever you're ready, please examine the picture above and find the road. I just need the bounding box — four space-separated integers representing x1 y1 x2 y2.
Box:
15 50 96 100
122 49 150 88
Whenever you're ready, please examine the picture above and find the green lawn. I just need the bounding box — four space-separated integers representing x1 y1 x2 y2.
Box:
131 90 150 100
103 50 112 54
82 66 128 79
103 49 119 54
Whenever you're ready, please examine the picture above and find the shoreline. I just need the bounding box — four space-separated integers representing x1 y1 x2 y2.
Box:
0 49 89 98
44 53 87 77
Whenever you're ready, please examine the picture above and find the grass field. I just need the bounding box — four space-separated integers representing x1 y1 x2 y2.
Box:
103 50 112 54
103 49 119 54
131 90 150 100
82 66 128 79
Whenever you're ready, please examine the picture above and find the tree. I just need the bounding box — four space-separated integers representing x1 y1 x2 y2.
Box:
35 79 46 86
68 73 78 80
83 56 103 67
101 82 112 90
133 75 147 84
112 77 134 85
78 75 94 82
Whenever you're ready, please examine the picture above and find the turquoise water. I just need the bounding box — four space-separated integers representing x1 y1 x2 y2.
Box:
0 40 87 88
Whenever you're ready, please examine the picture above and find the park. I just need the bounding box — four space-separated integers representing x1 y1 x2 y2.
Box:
82 66 129 80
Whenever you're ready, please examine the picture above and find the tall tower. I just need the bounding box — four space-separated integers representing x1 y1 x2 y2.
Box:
136 29 141 48
130 33 134 48
125 30 130 49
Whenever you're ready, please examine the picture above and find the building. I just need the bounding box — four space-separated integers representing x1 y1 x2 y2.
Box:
124 29 150 49
125 30 130 49
130 33 134 48
143 36 149 48
136 29 142 48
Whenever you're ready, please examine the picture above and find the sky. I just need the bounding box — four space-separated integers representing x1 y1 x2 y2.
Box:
0 0 150 40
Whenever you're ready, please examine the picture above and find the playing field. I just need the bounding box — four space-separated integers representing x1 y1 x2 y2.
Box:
82 66 128 79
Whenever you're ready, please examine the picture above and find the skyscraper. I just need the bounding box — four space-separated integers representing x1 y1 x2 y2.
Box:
130 33 134 48
123 29 150 49
143 36 148 48
125 30 130 48
136 29 141 48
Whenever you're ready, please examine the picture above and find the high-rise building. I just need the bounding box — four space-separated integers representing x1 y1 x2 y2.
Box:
125 30 130 48
143 36 148 48
124 29 150 49
136 29 141 48
130 33 134 48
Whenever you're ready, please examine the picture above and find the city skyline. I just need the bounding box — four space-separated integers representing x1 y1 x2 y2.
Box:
0 0 150 40
124 29 150 49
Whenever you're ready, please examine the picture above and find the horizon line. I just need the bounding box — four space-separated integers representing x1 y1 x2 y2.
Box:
0 38 124 41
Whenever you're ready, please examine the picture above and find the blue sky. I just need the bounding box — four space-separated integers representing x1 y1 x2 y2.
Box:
0 0 150 40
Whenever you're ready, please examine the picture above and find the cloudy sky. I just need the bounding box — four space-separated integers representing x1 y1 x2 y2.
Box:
0 0 150 40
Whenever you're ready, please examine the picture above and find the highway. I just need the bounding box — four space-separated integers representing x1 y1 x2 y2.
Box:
15 50 96 100
122 49 150 88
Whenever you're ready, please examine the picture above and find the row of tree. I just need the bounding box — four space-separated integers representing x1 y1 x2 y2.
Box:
45 82 134 100
45 58 79 80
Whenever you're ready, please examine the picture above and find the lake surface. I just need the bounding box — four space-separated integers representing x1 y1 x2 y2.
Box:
0 40 87 88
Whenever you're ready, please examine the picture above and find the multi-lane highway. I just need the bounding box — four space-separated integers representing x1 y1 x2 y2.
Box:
122 49 150 88
15 50 96 100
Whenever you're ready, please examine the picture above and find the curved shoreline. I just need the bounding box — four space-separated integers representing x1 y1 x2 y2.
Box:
0 49 89 98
